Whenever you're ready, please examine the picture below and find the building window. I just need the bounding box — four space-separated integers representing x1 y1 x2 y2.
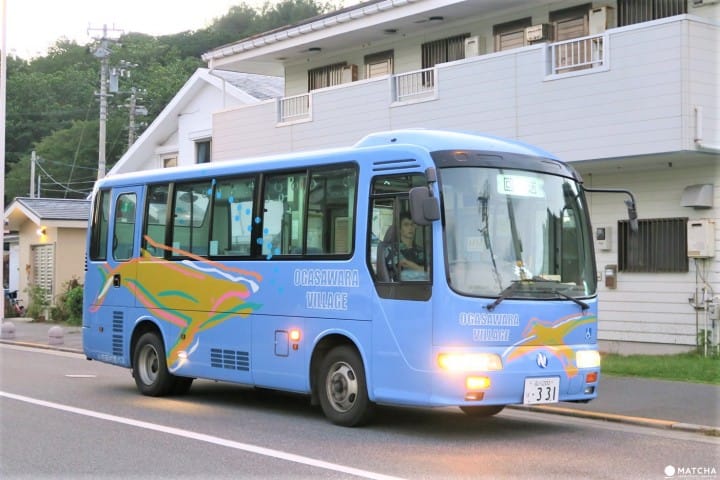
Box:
421 34 469 69
617 0 686 27
550 4 591 41
618 217 688 272
196 140 211 164
365 50 394 78
308 62 346 91
493 18 532 51
163 156 177 168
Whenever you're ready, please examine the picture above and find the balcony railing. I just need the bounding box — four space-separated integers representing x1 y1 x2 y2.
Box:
278 93 310 123
549 33 606 75
392 67 436 103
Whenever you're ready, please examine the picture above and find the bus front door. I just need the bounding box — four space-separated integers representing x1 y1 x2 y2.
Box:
85 187 142 365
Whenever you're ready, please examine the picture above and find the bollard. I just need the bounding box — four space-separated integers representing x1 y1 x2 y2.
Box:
1 322 16 340
48 325 65 345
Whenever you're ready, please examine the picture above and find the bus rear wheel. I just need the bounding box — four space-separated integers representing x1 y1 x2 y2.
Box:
133 332 177 397
460 405 505 417
318 346 374 427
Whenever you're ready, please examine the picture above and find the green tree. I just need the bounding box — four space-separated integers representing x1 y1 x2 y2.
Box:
4 0 335 206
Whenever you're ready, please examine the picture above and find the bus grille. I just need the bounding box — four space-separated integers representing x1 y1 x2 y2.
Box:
112 311 123 357
210 348 250 371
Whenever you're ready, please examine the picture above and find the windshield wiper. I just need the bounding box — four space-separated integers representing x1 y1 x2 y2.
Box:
486 278 589 312
485 281 521 311
552 289 590 312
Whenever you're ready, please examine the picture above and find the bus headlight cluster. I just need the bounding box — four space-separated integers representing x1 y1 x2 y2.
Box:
576 350 601 369
437 353 503 372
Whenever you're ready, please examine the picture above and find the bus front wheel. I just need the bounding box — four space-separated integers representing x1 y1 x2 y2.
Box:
460 405 505 417
133 332 177 397
318 346 374 427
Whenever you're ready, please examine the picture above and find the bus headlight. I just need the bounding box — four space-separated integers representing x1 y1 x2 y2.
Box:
437 353 503 372
576 350 601 369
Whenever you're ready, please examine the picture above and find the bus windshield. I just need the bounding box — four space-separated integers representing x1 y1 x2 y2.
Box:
441 167 596 299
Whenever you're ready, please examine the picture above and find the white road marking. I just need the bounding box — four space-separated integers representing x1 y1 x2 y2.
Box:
0 390 404 480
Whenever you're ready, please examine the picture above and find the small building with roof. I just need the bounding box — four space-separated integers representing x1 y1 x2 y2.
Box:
3 198 90 309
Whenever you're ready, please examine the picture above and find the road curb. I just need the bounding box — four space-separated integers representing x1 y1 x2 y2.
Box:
0 339 83 355
511 404 720 436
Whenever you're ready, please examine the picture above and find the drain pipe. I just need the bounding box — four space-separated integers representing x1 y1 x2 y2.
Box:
694 106 720 153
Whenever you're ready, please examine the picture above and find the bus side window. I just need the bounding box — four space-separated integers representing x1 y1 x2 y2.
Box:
112 193 136 261
171 182 211 257
307 167 356 255
263 173 306 256
213 177 255 257
90 189 110 261
369 174 430 284
143 185 168 257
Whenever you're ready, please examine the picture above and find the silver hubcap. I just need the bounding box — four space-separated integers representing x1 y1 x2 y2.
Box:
325 361 358 413
138 344 160 385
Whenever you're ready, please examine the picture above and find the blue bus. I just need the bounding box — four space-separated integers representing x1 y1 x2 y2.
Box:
83 129 632 426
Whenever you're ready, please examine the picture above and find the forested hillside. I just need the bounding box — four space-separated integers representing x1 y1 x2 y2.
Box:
4 0 333 203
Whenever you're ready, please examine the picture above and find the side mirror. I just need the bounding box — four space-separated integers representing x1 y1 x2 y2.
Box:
582 186 639 233
409 186 440 225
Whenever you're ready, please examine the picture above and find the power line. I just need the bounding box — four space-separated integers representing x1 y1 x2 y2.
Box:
34 160 92 196
37 157 96 171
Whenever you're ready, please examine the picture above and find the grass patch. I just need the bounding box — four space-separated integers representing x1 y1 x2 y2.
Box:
601 352 720 385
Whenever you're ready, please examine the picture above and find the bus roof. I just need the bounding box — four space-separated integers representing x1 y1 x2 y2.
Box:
354 129 559 160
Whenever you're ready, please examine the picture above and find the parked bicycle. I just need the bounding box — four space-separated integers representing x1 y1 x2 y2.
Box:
4 289 24 317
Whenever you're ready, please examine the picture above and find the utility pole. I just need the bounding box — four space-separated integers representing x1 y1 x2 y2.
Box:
30 151 36 198
128 89 137 147
126 87 148 148
88 24 123 180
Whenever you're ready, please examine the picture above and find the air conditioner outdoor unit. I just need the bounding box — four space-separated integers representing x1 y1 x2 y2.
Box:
341 64 358 83
525 24 553 43
589 6 615 35
464 36 483 57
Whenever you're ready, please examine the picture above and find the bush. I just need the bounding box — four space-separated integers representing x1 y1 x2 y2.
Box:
25 284 50 321
51 278 83 326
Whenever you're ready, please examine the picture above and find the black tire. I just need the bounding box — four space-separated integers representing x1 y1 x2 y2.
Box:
318 346 374 427
132 332 176 397
171 376 194 396
459 405 505 417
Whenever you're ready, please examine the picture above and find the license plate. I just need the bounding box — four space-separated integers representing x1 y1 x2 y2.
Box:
523 377 560 404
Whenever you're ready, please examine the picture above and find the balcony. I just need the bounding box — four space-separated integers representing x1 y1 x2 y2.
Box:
214 15 717 163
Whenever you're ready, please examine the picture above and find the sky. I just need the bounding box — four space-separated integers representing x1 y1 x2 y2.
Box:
2 0 271 59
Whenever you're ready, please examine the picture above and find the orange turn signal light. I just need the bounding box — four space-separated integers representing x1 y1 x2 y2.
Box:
466 376 491 391
289 329 301 342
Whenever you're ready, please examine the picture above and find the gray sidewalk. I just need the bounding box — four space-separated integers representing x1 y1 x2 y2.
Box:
1 317 718 434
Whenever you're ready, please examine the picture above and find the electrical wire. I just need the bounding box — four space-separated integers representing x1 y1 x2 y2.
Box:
34 161 92 196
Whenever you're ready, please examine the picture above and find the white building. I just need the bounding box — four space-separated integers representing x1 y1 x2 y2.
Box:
109 68 283 173
117 1 718 354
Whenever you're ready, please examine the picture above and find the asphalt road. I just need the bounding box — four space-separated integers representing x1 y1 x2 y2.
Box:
2 344 718 480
